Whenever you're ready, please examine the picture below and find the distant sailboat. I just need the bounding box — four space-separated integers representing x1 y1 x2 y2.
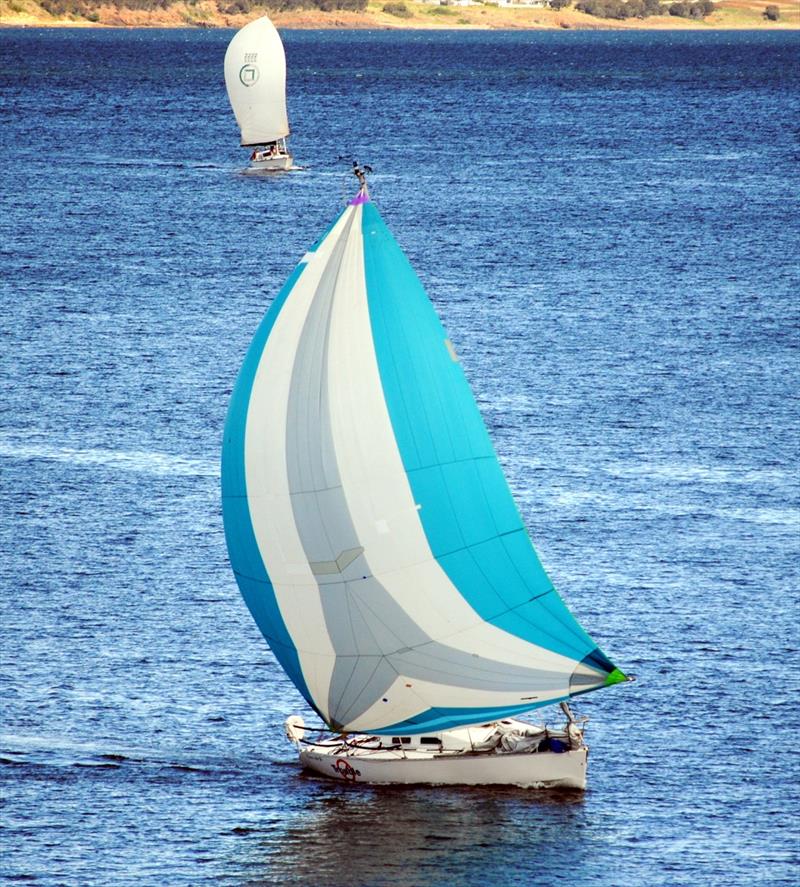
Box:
224 16 292 172
221 168 630 788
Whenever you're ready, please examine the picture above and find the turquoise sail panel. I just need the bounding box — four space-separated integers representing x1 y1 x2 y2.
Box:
360 202 615 674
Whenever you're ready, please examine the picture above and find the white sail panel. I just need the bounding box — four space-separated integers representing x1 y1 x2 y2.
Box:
242 210 354 710
224 16 289 146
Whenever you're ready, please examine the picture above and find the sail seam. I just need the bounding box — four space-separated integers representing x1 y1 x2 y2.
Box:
424 526 525 562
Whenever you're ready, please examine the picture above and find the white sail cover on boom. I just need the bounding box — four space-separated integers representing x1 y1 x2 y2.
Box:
224 16 289 147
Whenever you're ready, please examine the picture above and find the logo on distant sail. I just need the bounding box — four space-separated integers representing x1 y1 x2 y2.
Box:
239 64 260 87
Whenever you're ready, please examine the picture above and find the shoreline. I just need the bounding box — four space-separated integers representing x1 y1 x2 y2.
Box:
1 0 798 30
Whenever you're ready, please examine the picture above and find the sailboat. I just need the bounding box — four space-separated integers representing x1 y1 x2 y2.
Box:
221 169 630 789
224 16 292 173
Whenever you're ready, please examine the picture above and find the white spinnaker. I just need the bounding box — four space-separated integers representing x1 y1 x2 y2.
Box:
224 17 289 146
245 204 595 731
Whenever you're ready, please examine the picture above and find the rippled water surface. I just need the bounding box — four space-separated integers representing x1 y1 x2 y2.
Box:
1 27 799 886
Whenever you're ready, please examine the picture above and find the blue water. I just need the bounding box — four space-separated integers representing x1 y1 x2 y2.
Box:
1 27 799 886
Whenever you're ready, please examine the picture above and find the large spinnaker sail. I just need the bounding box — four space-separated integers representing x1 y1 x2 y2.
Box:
221 193 626 736
224 17 289 147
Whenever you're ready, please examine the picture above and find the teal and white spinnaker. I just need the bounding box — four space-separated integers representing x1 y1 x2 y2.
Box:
221 190 626 736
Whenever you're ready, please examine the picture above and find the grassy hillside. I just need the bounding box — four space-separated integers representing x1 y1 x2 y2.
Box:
0 0 797 28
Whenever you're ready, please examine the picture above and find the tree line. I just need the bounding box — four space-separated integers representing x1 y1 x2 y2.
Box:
551 0 715 18
39 0 367 20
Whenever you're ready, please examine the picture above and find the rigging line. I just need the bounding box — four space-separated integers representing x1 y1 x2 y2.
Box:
408 452 502 473
289 481 348 496
296 735 344 746
277 720 332 732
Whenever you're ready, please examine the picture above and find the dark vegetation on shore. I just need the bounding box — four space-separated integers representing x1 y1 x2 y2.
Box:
556 0 715 19
380 0 717 19
40 0 366 22
581 0 714 19
223 0 365 13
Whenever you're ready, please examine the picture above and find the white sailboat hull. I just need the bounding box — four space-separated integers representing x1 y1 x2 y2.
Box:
297 744 587 789
287 716 589 789
244 153 293 173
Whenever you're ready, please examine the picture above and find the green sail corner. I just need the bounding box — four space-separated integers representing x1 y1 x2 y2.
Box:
604 668 629 687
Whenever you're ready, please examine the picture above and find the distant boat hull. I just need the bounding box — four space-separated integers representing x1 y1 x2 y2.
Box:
244 153 293 173
288 717 588 789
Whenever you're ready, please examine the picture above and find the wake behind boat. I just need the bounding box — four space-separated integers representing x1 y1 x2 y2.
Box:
220 167 631 788
224 16 293 173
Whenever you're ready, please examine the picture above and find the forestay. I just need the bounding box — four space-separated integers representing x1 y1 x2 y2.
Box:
221 191 627 735
224 16 289 147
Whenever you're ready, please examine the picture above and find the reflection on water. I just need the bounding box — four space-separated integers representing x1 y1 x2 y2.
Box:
236 778 586 886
